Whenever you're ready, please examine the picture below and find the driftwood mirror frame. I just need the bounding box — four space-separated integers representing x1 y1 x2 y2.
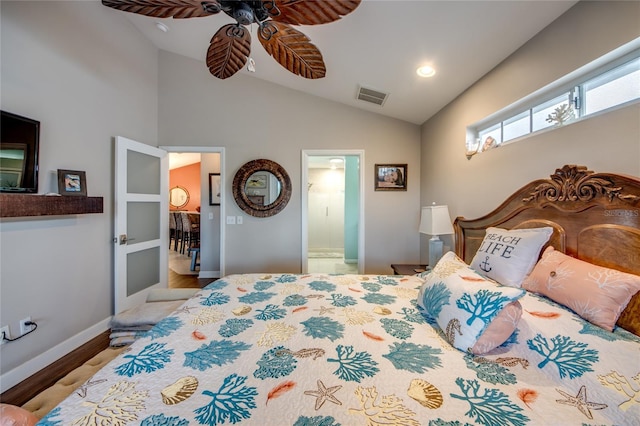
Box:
232 159 292 218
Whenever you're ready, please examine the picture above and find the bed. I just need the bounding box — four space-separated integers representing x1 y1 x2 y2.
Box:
37 165 639 426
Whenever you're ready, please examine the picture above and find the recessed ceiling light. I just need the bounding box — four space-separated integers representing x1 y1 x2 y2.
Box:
416 65 436 78
329 158 343 163
155 22 169 33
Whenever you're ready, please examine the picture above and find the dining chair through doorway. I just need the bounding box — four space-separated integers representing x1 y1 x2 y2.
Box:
180 212 200 255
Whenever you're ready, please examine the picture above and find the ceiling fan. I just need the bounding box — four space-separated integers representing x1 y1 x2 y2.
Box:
103 0 361 79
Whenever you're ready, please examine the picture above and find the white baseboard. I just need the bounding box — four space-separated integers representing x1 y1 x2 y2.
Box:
0 317 111 393
198 270 220 279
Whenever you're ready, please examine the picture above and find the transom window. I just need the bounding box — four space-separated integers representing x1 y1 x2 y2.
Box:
466 43 640 157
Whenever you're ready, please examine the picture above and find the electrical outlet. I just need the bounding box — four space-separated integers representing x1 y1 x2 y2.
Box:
0 326 9 345
20 317 33 335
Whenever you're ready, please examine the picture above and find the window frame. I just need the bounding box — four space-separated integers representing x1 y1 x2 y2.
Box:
466 42 640 156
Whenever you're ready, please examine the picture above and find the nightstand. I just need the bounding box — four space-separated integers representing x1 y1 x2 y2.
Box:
391 264 428 275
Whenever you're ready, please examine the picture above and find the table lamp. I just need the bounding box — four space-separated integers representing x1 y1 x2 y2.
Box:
419 204 454 267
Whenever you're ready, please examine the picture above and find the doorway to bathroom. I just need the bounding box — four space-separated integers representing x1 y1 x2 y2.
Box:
302 150 364 274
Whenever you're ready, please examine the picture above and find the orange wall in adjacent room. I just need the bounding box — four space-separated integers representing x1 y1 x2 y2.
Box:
170 162 201 211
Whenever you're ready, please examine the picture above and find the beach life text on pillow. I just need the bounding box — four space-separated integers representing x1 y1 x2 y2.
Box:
470 227 553 287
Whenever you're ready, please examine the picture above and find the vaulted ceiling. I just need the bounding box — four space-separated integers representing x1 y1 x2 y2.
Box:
114 0 577 125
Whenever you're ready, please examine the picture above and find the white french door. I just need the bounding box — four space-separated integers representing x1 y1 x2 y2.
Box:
114 136 169 314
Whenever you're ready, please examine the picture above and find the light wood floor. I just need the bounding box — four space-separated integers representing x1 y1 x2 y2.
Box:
168 268 215 289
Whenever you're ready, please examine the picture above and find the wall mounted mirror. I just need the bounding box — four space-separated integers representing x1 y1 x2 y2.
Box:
233 159 292 218
170 185 189 209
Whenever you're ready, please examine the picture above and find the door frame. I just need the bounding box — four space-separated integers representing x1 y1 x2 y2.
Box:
301 150 365 273
162 146 225 278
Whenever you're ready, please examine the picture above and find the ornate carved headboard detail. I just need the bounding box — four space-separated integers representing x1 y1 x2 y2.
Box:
454 165 640 333
522 164 639 204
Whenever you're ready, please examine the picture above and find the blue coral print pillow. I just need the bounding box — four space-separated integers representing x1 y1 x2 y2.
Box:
418 251 525 354
470 226 553 287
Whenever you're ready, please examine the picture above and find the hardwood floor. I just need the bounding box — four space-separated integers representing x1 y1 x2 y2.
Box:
1 262 212 408
0 331 113 407
168 268 215 288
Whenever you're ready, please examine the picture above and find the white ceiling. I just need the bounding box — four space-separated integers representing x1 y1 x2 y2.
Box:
119 0 577 125
169 152 201 169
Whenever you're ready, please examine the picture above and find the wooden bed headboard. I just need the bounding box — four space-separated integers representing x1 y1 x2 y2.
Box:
454 164 640 332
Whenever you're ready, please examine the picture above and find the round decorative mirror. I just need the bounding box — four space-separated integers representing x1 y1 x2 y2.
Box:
233 159 292 218
170 186 190 209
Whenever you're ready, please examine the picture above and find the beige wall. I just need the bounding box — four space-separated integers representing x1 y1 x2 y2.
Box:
0 1 158 390
157 50 422 275
419 1 640 264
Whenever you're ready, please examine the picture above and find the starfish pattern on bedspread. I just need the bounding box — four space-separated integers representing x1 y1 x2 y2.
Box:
555 385 607 419
314 306 335 315
304 380 343 410
75 378 107 398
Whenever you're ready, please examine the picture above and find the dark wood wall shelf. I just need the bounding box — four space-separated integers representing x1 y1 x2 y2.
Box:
0 194 103 218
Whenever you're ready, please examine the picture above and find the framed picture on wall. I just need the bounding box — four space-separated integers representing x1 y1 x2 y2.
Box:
209 173 221 205
57 169 87 196
246 173 267 189
374 164 407 191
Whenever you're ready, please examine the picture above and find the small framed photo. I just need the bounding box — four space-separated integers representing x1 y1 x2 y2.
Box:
246 173 267 189
374 164 407 191
57 169 87 196
209 173 221 206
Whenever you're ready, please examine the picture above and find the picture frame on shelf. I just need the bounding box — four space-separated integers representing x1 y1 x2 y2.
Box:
57 169 87 196
374 164 407 191
209 173 221 206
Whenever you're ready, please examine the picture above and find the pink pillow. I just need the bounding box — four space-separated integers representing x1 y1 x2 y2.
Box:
0 404 39 426
522 247 640 331
472 300 522 354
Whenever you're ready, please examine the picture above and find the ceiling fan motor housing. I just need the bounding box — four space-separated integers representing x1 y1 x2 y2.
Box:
220 1 269 26
234 3 254 25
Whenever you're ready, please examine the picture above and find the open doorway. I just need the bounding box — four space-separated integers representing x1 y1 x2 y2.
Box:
302 150 364 274
163 146 225 287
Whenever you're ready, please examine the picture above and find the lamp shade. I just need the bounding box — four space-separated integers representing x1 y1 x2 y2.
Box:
419 205 454 236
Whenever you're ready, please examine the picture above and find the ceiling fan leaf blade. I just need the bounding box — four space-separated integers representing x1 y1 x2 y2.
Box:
101 0 218 19
258 21 326 79
207 24 252 79
269 0 361 25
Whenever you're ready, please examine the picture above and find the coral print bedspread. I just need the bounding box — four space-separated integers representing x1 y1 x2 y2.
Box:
40 273 639 425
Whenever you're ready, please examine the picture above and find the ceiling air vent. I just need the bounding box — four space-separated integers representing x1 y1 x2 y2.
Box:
356 86 388 106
